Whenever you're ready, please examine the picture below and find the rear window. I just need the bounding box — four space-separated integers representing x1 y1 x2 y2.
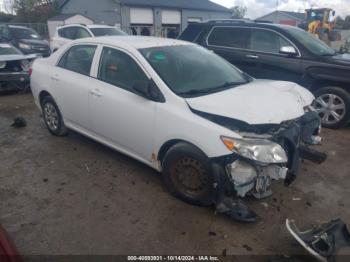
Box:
90 28 126 37
208 27 251 49
178 24 203 42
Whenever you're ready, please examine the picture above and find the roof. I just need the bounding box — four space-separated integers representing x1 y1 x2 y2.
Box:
72 36 192 49
257 10 305 21
280 11 305 20
56 24 118 29
87 24 117 29
59 0 230 13
48 13 93 21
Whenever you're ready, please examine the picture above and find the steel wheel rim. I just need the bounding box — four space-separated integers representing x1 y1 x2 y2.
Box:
313 94 346 125
44 103 59 131
170 157 210 199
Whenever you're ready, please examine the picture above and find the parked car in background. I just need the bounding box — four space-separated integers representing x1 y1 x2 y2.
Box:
179 20 350 128
31 36 325 221
345 36 350 52
0 24 51 57
51 24 127 52
0 43 38 92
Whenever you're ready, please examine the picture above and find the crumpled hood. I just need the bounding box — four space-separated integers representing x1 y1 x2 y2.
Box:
186 80 315 125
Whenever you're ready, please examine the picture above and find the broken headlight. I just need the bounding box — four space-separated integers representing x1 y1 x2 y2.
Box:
221 136 288 164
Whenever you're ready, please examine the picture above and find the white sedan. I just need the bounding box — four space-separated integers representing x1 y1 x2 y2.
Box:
31 36 325 222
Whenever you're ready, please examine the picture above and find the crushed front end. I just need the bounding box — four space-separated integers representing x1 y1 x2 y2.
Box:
197 109 327 199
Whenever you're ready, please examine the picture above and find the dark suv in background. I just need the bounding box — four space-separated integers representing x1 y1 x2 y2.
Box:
179 20 350 128
0 24 51 57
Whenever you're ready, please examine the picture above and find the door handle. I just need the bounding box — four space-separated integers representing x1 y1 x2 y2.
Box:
89 89 102 97
246 54 259 59
50 75 60 81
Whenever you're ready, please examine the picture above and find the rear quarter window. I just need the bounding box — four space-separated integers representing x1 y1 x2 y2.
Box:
208 27 251 49
178 24 204 42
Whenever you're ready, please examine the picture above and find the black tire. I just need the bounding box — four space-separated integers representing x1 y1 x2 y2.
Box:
41 96 68 136
162 142 223 206
313 86 350 129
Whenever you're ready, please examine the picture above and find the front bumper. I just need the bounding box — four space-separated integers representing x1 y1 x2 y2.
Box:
223 111 326 199
0 72 30 91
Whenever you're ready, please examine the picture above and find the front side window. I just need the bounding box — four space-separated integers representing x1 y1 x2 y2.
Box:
208 27 250 49
285 26 335 56
140 45 249 97
58 45 97 76
0 24 11 41
251 29 292 54
98 47 148 91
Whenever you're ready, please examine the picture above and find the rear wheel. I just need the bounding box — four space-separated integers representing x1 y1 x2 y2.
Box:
41 96 68 136
313 86 350 129
162 142 221 206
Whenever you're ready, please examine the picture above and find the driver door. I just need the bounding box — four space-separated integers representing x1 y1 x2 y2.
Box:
249 28 303 83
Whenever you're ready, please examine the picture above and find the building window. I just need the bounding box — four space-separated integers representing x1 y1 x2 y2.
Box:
130 25 153 36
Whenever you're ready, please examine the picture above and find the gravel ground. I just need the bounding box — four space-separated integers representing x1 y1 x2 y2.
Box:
0 93 349 261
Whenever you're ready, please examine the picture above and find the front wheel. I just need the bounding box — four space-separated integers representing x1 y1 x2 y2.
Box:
313 86 350 129
41 96 68 136
162 142 222 206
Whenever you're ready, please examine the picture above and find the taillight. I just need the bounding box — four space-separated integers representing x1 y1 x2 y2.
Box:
29 68 33 76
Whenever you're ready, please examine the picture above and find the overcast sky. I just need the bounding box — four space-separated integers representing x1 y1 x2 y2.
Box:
211 0 350 19
1 0 349 19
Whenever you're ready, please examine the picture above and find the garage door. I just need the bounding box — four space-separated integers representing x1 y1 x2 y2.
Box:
130 8 154 24
162 10 181 24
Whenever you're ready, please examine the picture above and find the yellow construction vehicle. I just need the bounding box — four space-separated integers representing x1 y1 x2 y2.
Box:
300 8 340 45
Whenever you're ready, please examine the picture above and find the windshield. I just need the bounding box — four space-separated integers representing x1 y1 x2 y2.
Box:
0 44 22 55
285 27 335 56
10 27 42 40
140 45 249 97
90 28 127 37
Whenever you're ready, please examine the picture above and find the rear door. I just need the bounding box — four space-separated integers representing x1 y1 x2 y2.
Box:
205 26 259 75
51 44 97 129
249 28 303 82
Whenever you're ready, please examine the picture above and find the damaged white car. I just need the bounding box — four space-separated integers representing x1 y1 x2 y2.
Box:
30 36 326 222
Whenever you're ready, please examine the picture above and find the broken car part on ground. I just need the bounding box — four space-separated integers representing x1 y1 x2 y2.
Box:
286 218 350 261
30 36 327 222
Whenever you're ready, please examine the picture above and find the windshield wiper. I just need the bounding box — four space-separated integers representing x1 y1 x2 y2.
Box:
178 81 248 97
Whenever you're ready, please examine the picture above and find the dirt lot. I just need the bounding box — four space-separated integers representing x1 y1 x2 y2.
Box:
0 93 349 260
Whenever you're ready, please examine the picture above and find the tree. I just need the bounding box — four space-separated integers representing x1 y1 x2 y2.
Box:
230 6 247 19
10 0 59 23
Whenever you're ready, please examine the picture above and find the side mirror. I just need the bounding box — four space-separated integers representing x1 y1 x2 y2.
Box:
280 46 297 56
132 80 165 102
